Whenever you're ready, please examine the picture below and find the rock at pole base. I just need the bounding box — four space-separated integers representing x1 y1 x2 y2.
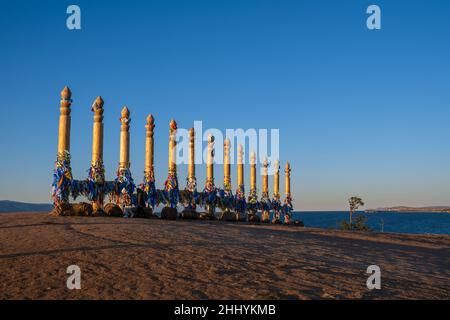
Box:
161 207 178 220
248 213 261 223
104 203 123 217
199 211 216 220
218 210 236 221
235 212 247 222
50 202 93 217
180 209 199 220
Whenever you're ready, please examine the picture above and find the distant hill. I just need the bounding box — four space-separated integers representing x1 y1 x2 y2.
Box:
366 206 450 213
0 200 52 213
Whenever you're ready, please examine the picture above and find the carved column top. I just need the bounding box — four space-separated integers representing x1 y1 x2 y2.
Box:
207 134 215 162
237 144 243 164
60 86 72 101
92 96 104 112
168 119 177 174
121 106 130 118
224 138 230 148
120 106 130 126
59 86 72 114
169 119 177 134
250 151 256 165
146 114 155 137
207 133 215 144
91 96 104 121
274 159 280 172
224 138 230 160
285 161 291 174
146 114 155 127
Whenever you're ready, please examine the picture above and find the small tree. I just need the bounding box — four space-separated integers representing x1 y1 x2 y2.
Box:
353 214 372 231
348 196 364 230
341 215 372 231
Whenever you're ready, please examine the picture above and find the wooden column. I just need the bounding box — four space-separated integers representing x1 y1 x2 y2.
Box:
162 119 179 213
250 151 256 192
285 162 291 197
168 119 177 175
260 157 270 222
142 114 156 210
52 86 73 208
57 86 72 158
273 159 280 200
188 128 195 181
223 138 231 190
145 114 155 179
284 161 293 220
91 96 105 212
262 158 269 196
91 96 104 166
206 134 215 184
186 127 197 192
119 107 130 170
237 144 244 187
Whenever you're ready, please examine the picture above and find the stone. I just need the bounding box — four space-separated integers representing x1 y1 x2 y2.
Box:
248 213 261 223
49 202 93 217
180 209 199 220
72 202 93 216
142 207 155 218
161 207 178 220
104 203 123 217
218 210 236 221
235 212 247 222
92 208 107 217
199 212 216 220
49 203 71 217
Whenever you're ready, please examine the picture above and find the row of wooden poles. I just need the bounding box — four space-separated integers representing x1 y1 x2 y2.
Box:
55 86 292 212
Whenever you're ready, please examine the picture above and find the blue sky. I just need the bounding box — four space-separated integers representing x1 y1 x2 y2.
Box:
0 0 449 210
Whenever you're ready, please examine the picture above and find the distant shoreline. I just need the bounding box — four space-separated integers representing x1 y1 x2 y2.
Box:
365 206 450 214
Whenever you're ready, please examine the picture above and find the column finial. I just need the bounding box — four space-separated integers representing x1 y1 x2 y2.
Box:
60 86 72 100
93 96 104 110
147 114 155 126
121 106 130 119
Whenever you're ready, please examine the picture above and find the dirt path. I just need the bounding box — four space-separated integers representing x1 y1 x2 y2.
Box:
0 212 448 299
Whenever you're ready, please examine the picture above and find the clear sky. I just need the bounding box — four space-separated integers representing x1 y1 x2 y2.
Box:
0 0 449 210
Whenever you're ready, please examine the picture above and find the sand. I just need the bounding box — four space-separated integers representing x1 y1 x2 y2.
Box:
0 212 448 300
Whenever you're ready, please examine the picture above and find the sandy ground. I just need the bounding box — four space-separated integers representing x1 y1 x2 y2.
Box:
0 212 448 300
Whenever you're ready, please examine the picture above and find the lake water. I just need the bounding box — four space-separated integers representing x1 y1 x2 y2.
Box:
291 211 450 235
